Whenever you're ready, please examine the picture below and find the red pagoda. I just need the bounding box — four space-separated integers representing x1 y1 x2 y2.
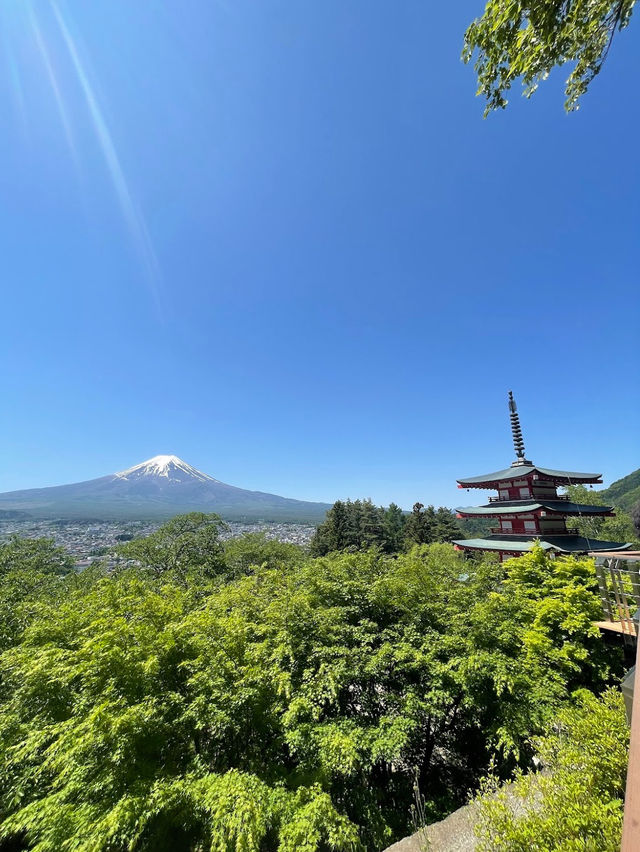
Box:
453 392 631 562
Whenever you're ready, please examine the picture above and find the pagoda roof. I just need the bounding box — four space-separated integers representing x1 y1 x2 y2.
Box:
456 501 613 517
453 535 631 554
455 537 554 553
457 464 602 487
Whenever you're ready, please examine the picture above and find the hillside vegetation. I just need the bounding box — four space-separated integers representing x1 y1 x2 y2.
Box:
0 514 628 851
564 484 639 547
599 468 640 513
475 689 628 851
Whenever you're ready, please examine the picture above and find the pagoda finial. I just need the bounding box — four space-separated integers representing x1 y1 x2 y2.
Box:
508 391 527 461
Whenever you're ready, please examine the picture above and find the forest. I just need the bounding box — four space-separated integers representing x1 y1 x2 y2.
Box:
309 500 462 555
0 511 634 851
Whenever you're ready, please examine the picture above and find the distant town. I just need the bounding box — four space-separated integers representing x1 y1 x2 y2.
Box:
0 517 316 571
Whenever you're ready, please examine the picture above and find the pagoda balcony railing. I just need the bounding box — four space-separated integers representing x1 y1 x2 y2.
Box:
490 526 540 535
489 527 528 538
487 494 570 503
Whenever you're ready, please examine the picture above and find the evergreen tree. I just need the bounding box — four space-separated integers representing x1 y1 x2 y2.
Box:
433 507 463 543
328 500 349 551
383 503 406 553
313 500 462 554
310 500 350 556
403 503 433 547
346 499 364 549
359 499 385 549
312 499 389 554
309 521 330 557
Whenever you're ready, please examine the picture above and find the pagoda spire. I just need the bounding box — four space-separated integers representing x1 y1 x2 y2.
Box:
508 391 527 462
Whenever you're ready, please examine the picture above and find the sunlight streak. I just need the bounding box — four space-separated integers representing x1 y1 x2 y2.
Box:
27 2 78 165
1 17 28 137
51 1 163 314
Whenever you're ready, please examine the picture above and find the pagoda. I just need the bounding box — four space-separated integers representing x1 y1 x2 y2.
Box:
453 392 631 562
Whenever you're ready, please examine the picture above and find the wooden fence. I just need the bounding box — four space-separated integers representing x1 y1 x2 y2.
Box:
591 551 640 851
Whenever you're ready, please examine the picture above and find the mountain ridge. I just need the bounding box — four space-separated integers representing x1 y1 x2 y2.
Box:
0 455 332 523
599 468 640 512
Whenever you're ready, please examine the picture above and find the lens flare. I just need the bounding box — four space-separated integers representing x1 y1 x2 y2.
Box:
1 16 28 137
27 1 77 165
51 1 163 314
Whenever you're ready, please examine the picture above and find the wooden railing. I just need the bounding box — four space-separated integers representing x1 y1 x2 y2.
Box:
591 552 640 850
623 651 640 851
487 494 570 503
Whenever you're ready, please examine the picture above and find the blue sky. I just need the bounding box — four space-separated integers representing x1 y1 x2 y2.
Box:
1 0 638 509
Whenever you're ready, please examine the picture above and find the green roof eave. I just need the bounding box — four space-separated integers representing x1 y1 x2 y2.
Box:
457 504 541 516
453 538 553 553
457 501 613 517
453 535 631 554
457 464 602 487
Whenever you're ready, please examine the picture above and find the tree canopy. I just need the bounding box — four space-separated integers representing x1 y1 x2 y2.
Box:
223 532 306 576
117 512 228 582
463 0 636 113
0 535 73 578
0 526 625 852
310 499 462 556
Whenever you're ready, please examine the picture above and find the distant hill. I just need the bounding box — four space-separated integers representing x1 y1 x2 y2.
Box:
0 509 32 520
0 455 332 524
599 469 640 512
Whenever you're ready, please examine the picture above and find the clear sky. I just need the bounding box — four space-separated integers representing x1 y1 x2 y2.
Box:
1 0 638 509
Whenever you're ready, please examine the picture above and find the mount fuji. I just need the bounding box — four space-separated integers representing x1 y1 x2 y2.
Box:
0 455 332 522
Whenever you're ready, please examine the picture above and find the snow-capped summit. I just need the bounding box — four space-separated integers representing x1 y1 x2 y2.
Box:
115 455 217 484
0 454 331 522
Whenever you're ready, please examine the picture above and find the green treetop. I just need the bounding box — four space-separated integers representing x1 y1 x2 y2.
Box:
118 512 228 583
0 541 622 851
223 532 306 576
463 0 636 114
403 503 462 548
0 535 73 578
312 500 462 555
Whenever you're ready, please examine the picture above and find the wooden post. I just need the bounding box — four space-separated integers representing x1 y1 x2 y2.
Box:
589 552 640 849
610 561 630 637
622 639 640 850
596 559 614 621
629 568 640 618
615 565 635 640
